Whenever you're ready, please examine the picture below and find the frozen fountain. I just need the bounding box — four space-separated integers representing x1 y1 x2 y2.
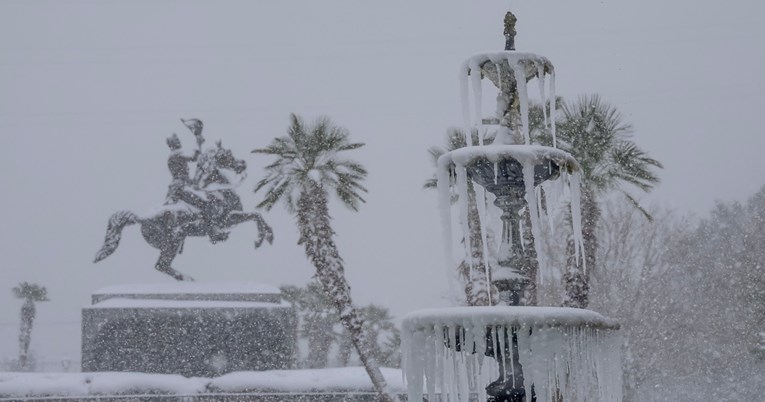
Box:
402 12 622 402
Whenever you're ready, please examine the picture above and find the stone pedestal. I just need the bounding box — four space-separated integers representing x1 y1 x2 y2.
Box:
82 282 296 377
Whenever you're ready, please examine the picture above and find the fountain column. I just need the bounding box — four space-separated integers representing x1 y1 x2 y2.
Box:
468 11 544 308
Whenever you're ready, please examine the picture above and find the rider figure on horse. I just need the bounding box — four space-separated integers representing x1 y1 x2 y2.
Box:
165 120 232 243
165 133 199 202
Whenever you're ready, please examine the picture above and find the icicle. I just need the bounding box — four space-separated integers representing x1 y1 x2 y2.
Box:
437 156 458 303
569 171 585 271
497 325 507 382
536 185 545 285
405 330 426 402
475 185 493 304
424 325 437 402
537 62 548 130
512 60 531 144
516 325 534 399
460 63 472 138
550 69 557 148
469 59 483 132
541 182 552 234
435 324 446 399
455 165 474 283
522 163 545 278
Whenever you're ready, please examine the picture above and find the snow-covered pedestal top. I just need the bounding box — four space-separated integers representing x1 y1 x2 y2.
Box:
90 298 290 309
91 281 282 304
94 282 280 296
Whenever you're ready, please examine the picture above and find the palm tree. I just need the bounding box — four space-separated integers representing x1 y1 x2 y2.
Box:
280 282 339 369
253 114 398 402
550 95 662 308
424 128 498 306
337 304 400 367
12 282 49 371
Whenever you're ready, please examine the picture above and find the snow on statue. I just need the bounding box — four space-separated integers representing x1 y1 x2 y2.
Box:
94 118 274 281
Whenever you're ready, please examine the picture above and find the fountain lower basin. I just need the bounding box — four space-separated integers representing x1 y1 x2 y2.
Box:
402 307 622 402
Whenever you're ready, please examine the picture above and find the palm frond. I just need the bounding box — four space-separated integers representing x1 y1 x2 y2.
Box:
620 190 654 221
12 282 48 302
253 113 368 212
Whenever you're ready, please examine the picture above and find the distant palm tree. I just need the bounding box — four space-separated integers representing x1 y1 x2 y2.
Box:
550 95 662 308
424 128 498 306
12 282 49 371
337 304 400 368
280 282 339 369
253 114 397 402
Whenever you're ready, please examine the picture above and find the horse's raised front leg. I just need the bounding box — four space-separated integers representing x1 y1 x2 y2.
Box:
155 240 194 281
225 211 274 249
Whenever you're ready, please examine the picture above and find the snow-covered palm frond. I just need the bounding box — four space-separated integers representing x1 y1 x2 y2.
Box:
253 113 368 212
12 282 48 302
555 95 661 198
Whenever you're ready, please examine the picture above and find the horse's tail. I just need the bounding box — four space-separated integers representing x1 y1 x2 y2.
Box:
94 210 139 263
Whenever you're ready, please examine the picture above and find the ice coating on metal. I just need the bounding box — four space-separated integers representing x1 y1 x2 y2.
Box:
440 145 579 173
401 307 622 402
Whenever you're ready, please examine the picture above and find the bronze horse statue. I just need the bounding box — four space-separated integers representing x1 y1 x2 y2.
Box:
94 140 273 281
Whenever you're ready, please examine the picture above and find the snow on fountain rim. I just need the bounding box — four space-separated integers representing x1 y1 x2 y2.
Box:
402 306 619 331
439 144 580 172
462 51 554 72
94 282 281 296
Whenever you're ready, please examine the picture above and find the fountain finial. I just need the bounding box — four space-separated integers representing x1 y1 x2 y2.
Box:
504 11 517 51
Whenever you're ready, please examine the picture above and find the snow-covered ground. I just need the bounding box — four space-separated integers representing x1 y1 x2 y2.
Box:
0 367 405 398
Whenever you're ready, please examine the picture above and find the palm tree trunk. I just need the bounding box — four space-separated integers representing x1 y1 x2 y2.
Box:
17 300 35 371
563 186 599 308
297 181 399 402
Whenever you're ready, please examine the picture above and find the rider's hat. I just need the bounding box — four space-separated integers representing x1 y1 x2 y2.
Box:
181 118 203 133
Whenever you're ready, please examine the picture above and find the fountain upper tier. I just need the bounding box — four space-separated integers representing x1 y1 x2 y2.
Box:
463 51 554 90
460 51 556 146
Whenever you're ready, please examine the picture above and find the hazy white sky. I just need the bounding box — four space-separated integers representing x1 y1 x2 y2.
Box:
0 0 763 364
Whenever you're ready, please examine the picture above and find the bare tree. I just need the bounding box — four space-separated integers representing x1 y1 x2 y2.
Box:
587 200 691 401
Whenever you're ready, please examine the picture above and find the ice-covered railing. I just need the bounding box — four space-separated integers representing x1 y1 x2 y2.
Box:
402 307 622 402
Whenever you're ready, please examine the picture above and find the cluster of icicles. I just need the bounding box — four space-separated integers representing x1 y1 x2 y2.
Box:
401 307 623 402
439 51 585 299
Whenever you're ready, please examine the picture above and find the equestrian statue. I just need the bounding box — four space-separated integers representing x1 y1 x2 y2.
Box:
94 119 274 281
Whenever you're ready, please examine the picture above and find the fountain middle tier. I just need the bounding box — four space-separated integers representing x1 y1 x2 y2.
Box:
462 51 554 86
437 144 585 305
439 144 578 173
